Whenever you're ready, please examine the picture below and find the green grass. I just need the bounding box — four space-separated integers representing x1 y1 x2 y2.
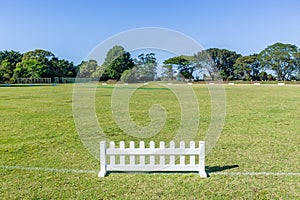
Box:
1 84 299 199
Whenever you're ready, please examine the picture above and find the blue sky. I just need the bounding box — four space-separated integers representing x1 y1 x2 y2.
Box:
1 0 300 64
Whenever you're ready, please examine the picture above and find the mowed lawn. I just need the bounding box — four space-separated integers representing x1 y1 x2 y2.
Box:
0 83 299 199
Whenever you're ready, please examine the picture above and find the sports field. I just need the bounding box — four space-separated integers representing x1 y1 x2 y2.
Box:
1 83 299 199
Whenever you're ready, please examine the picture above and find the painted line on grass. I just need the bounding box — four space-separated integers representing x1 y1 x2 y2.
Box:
1 165 299 176
0 165 97 174
210 171 300 176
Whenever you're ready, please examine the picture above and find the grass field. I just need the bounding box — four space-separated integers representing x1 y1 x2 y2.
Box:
1 83 299 199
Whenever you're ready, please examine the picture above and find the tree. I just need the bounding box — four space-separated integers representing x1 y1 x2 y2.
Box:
101 45 135 80
162 64 174 80
12 49 78 80
14 58 45 78
57 59 77 77
196 48 241 80
259 42 300 81
258 71 268 81
77 60 99 78
13 49 55 79
134 53 157 81
102 46 125 67
91 65 105 79
104 52 134 80
194 50 219 81
163 55 196 80
0 50 22 83
22 49 54 61
120 68 137 83
45 57 76 78
233 54 261 81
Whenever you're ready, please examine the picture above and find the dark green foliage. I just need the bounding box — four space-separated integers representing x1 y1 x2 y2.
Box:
0 50 22 83
120 53 158 83
14 49 55 79
134 53 158 81
120 69 137 83
102 52 134 81
259 43 300 80
233 54 261 81
204 48 242 81
163 55 196 79
47 57 76 78
101 46 135 81
0 49 76 83
77 60 99 78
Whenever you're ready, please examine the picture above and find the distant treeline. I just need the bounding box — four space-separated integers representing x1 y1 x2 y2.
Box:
1 42 300 83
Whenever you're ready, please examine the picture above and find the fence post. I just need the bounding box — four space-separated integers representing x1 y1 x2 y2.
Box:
98 141 107 177
189 141 195 165
199 141 207 177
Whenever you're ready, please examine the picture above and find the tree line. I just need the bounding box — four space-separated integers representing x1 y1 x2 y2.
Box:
1 42 300 83
164 43 300 81
0 49 76 83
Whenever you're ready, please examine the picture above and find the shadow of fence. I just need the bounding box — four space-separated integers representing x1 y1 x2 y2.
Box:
206 165 239 176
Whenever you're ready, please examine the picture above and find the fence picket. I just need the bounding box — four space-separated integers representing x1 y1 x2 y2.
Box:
169 141 175 165
159 141 165 165
130 141 135 165
150 141 155 165
109 141 115 165
180 141 185 165
139 141 145 165
189 141 195 165
119 141 125 165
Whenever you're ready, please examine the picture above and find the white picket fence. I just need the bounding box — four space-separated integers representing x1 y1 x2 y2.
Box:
98 141 207 177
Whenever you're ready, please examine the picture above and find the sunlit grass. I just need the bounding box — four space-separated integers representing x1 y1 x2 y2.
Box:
0 84 299 199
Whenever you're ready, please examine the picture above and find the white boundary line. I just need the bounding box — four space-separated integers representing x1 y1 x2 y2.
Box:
0 165 97 174
210 172 300 176
1 165 299 176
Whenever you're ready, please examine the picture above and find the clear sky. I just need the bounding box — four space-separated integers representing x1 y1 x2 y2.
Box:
1 0 300 64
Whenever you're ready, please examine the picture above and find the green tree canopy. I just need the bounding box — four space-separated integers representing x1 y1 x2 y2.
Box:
120 68 137 83
163 55 196 80
102 46 125 67
13 49 75 80
48 58 76 78
203 48 241 81
134 53 157 81
77 60 99 78
101 45 135 80
0 50 22 82
259 42 300 80
14 55 47 79
233 54 261 81
121 53 158 83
